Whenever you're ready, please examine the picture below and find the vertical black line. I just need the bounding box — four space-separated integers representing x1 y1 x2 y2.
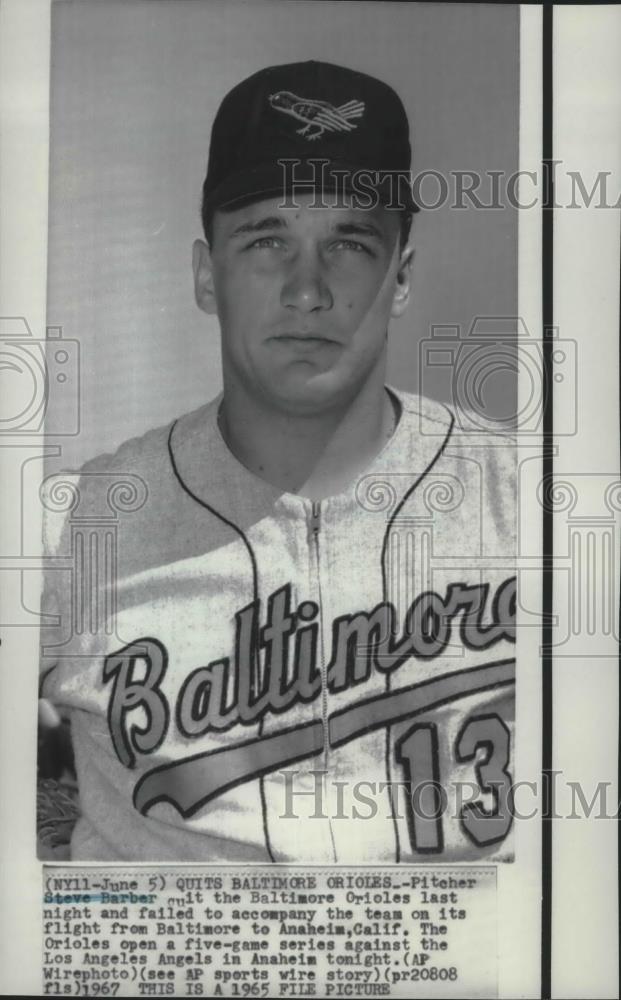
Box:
541 5 554 999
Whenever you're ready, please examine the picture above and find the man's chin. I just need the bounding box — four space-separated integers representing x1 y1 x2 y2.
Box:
262 370 358 416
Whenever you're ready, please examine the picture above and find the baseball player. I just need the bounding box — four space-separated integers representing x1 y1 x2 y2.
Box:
39 61 516 862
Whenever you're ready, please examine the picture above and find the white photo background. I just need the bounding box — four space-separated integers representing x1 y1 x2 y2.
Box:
47 0 519 467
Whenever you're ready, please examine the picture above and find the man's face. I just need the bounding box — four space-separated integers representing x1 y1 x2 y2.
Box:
193 193 412 415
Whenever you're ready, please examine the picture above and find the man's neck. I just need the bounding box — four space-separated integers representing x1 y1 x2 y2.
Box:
218 376 398 500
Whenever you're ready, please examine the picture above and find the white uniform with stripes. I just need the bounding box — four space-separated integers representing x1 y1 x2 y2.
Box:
40 388 516 862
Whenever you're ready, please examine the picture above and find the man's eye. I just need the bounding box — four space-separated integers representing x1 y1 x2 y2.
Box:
333 240 372 254
248 236 283 249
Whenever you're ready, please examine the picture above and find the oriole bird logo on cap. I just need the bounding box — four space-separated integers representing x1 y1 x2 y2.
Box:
269 90 365 141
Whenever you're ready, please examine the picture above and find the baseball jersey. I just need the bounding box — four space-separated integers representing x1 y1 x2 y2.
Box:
40 388 516 863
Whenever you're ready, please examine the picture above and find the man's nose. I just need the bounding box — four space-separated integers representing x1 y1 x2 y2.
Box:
280 250 333 312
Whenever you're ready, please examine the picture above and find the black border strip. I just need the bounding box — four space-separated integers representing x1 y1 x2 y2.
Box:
541 5 554 999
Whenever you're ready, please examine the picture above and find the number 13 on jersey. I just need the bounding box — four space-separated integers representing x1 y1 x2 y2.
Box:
392 682 515 861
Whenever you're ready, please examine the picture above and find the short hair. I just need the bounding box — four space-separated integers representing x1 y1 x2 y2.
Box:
202 201 413 252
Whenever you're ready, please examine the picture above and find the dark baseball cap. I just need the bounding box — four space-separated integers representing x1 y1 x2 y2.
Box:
202 60 418 224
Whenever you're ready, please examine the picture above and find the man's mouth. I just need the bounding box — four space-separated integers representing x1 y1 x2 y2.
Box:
270 333 339 348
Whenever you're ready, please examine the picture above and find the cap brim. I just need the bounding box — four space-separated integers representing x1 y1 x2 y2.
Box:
203 160 419 218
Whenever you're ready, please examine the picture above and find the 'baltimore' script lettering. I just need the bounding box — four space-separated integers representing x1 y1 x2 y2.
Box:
102 576 515 768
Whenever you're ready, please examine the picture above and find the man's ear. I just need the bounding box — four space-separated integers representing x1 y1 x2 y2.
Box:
390 244 414 318
192 239 217 315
